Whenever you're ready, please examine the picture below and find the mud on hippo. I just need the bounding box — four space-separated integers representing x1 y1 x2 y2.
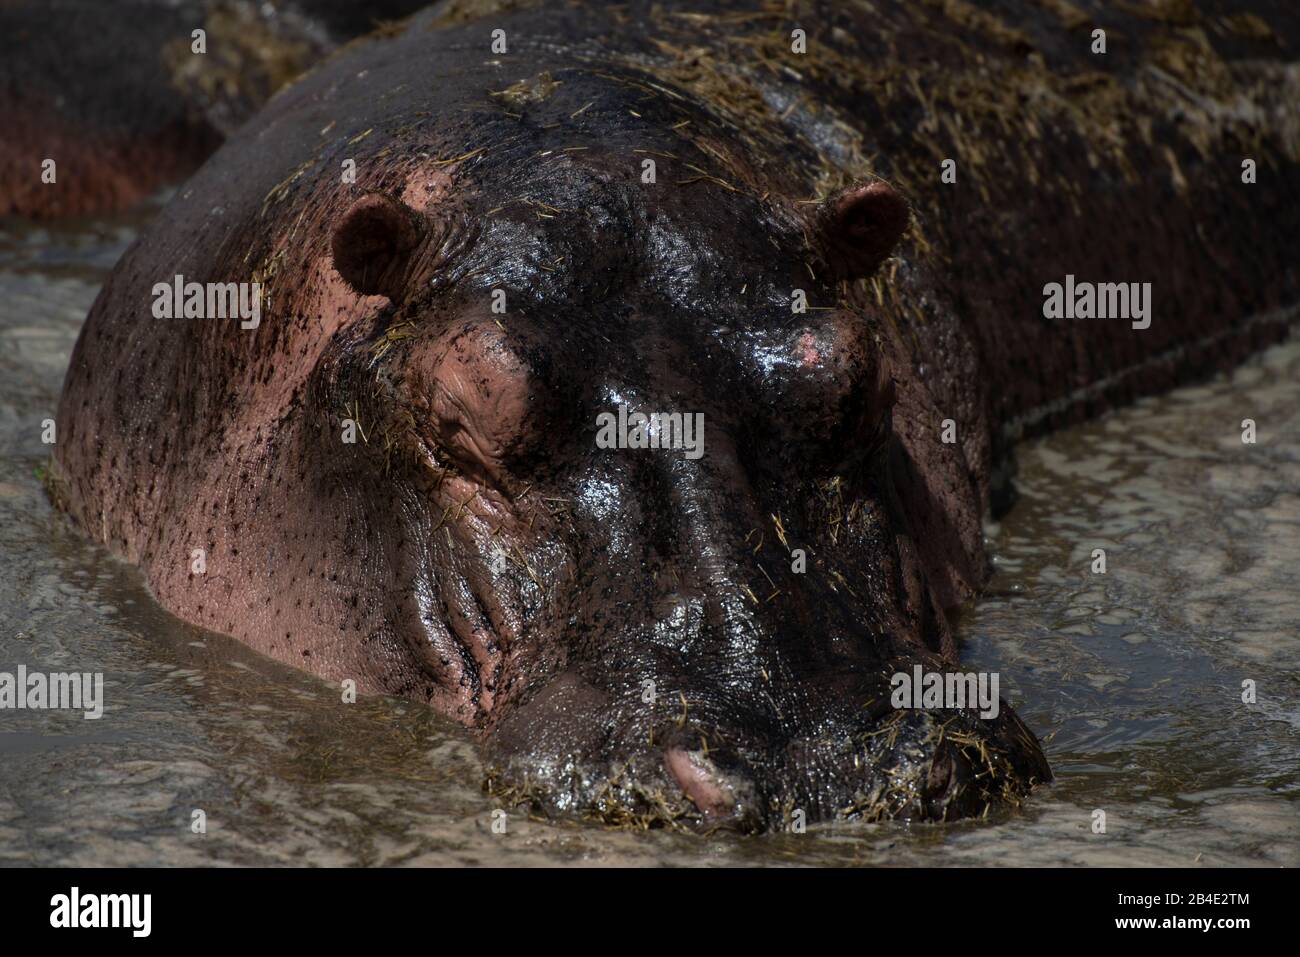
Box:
49 0 1300 830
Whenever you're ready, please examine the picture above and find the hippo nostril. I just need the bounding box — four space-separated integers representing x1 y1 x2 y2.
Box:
925 746 960 799
665 747 735 818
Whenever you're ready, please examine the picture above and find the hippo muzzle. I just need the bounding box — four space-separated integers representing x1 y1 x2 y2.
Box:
472 393 1050 830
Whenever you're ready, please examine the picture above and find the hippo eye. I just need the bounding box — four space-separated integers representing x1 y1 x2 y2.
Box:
828 367 896 468
757 324 896 475
418 325 541 488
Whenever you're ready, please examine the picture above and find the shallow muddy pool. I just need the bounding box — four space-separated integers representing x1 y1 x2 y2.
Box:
0 208 1295 866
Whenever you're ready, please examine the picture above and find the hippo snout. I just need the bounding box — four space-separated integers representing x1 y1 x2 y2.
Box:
482 660 1049 831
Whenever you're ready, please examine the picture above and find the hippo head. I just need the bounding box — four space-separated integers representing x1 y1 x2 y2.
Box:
319 78 1048 831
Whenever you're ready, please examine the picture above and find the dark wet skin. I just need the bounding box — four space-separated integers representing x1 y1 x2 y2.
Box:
50 0 1298 830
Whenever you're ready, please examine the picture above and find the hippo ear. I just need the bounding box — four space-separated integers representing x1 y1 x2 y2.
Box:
331 193 427 300
818 182 910 279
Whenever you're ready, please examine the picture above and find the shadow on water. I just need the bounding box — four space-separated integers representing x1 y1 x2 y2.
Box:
0 209 1296 866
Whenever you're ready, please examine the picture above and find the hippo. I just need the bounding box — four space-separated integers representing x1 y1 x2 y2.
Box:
0 0 430 218
48 0 1300 830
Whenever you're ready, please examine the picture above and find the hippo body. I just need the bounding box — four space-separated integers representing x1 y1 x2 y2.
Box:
51 0 1300 829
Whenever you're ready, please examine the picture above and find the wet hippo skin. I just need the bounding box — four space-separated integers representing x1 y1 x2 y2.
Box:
48 0 1300 830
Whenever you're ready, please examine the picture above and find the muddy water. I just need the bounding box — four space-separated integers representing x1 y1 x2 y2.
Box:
1 209 1296 867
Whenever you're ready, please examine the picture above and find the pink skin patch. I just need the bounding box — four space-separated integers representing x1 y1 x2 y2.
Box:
665 748 734 816
403 319 535 492
797 331 822 368
399 168 454 213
